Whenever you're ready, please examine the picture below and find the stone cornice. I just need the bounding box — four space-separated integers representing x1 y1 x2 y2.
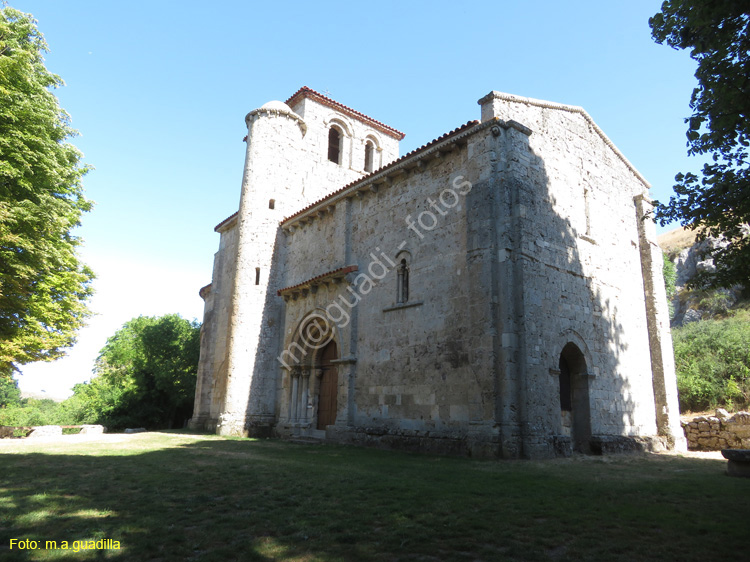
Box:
246 104 307 136
214 212 238 233
199 283 211 300
278 265 359 300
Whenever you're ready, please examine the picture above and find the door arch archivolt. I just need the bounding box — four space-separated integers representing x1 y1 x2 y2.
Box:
285 311 341 430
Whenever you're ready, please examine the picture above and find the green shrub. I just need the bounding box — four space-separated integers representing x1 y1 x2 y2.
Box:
697 290 734 316
0 398 67 427
673 307 750 411
663 253 677 318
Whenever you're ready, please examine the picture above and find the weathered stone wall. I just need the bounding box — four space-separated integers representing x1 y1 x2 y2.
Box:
288 94 400 193
189 218 237 430
277 125 499 455
479 92 683 455
682 410 750 450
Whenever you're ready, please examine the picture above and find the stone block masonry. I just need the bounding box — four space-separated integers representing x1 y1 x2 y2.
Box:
681 410 750 450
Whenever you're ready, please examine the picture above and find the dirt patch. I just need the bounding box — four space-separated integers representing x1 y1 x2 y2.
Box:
680 410 718 423
657 225 701 254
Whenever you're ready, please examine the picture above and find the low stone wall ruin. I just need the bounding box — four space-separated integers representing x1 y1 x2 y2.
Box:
681 410 750 451
0 425 106 439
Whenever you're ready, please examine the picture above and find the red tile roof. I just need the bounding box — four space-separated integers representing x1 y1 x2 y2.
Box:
214 212 238 232
282 119 481 224
277 265 359 296
285 86 405 141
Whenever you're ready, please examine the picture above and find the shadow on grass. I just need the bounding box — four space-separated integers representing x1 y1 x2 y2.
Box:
1 434 748 561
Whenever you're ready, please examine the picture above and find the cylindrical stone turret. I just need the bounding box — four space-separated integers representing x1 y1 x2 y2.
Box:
218 101 307 436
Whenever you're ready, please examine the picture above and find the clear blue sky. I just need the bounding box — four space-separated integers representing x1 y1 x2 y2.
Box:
9 0 701 398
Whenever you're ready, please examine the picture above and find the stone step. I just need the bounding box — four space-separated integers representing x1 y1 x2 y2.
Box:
287 437 324 445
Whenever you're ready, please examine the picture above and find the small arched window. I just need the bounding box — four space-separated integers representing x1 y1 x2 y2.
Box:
269 199 275 210
397 259 409 304
328 127 341 164
364 141 374 173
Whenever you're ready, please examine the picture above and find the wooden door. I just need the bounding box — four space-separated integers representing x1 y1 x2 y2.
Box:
317 341 338 429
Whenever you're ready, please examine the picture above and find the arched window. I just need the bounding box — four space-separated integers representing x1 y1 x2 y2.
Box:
397 259 409 304
328 127 341 164
364 141 374 172
269 199 275 210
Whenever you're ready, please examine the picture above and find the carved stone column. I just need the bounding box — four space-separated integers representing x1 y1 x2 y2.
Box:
300 368 311 424
290 366 301 422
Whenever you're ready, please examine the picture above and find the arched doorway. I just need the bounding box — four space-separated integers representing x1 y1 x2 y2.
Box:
317 340 338 430
559 342 592 453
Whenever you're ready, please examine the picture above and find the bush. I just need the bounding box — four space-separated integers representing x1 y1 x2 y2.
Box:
673 307 750 411
663 252 677 318
0 398 65 427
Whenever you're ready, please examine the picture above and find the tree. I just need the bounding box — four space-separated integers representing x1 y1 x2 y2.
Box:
71 314 201 429
0 375 20 408
649 1 750 290
0 6 94 377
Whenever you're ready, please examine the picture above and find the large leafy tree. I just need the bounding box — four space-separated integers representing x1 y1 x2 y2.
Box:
650 1 750 290
73 315 201 429
0 6 94 376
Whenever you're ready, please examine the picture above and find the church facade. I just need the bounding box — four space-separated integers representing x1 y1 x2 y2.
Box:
188 86 686 458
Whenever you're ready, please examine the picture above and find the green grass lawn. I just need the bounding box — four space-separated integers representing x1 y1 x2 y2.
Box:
0 432 747 561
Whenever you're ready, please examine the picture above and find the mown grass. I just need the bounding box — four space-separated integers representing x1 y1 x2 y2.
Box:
0 432 748 561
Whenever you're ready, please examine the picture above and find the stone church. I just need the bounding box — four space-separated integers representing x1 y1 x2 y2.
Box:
188 86 686 458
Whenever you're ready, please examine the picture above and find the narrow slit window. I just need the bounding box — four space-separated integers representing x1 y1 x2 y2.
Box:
255 268 261 286
364 141 374 172
397 259 409 304
583 187 591 236
269 199 275 210
328 127 341 164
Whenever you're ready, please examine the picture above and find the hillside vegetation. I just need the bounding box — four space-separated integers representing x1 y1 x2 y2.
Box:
672 303 750 412
659 226 750 412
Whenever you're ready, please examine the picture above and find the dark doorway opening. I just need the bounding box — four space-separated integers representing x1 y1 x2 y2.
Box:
559 342 592 452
